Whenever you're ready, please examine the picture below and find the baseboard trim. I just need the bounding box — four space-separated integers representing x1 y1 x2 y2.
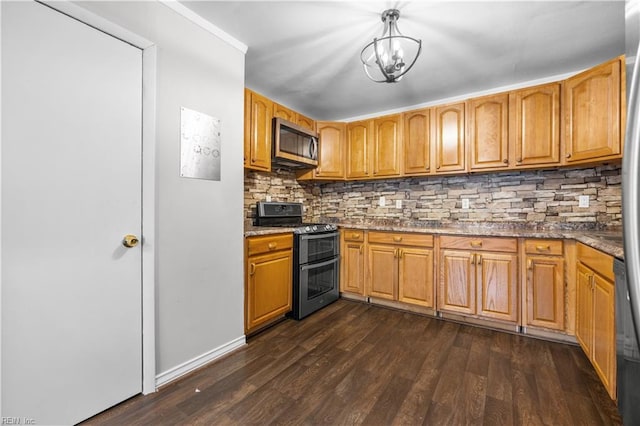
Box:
155 335 246 388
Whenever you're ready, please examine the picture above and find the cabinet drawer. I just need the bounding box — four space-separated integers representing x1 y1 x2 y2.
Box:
247 233 293 256
525 239 563 256
368 231 433 247
577 243 614 281
343 229 365 242
440 235 517 253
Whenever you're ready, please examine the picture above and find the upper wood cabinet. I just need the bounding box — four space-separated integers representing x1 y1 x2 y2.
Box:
346 120 373 179
315 121 346 179
402 108 432 175
372 114 402 177
434 102 466 173
273 103 297 122
244 89 273 172
510 83 561 167
563 56 623 164
297 113 316 132
468 93 509 171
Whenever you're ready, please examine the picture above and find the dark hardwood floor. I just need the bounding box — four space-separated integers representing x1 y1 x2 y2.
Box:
83 299 622 425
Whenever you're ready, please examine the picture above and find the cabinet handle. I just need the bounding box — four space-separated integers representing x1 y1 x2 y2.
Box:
470 240 483 248
359 245 363 254
527 259 533 270
516 157 522 163
268 242 277 250
477 254 482 264
249 263 256 276
352 233 360 239
471 254 476 265
394 248 398 258
399 249 403 258
535 245 551 252
589 274 595 291
393 236 403 242
566 153 572 159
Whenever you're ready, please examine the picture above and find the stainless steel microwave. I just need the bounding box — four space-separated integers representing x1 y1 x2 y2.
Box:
272 118 318 169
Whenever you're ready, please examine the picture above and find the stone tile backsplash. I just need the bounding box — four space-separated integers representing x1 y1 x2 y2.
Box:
244 165 622 228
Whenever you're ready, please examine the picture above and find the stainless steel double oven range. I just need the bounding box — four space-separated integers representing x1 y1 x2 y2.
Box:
255 202 339 319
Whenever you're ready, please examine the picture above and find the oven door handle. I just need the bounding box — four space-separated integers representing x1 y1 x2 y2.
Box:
299 231 340 242
300 256 339 271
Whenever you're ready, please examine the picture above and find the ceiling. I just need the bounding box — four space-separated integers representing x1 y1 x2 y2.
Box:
179 1 624 121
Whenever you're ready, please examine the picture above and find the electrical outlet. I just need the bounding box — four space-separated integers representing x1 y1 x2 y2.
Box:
579 195 590 208
395 199 402 209
379 196 386 207
462 198 470 209
266 195 272 202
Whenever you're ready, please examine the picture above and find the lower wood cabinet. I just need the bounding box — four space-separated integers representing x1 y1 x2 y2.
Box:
523 239 565 331
340 229 365 296
245 233 293 334
367 232 435 308
575 243 616 400
438 236 518 323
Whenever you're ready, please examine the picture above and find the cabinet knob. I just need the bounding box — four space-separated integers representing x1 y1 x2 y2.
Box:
566 153 572 159
516 157 522 163
268 242 277 250
251 158 256 163
503 159 508 164
249 263 256 276
352 233 360 239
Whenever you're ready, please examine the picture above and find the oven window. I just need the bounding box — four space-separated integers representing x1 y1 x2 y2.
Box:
305 258 338 299
304 234 339 263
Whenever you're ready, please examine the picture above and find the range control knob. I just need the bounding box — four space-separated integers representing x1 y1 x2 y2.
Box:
312 225 318 231
305 226 311 233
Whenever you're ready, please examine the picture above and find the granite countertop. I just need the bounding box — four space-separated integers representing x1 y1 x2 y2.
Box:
244 221 624 260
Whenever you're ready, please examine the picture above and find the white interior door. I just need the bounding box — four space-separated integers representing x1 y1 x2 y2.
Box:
2 2 143 424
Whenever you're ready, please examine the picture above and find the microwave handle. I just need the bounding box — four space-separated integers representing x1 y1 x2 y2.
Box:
310 137 318 160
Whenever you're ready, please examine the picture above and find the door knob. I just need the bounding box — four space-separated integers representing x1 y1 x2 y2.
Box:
122 234 139 248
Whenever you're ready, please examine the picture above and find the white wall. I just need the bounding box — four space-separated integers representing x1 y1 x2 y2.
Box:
74 1 246 377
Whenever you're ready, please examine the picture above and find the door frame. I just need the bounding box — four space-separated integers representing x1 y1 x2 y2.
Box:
0 0 158 409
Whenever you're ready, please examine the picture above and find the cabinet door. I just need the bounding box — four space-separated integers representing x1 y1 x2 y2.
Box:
403 108 431 175
438 249 475 314
342 241 365 295
592 274 616 399
564 57 622 163
372 114 401 177
511 83 560 167
246 90 272 171
346 120 372 179
476 252 518 322
468 93 509 170
315 121 345 179
576 263 594 357
434 102 466 173
526 255 564 330
368 244 397 300
246 250 292 332
398 247 434 308
273 103 297 122
297 113 316 132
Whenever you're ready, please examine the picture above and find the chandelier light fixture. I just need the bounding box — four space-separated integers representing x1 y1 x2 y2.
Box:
360 9 422 83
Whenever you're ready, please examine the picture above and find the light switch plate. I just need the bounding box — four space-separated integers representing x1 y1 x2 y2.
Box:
579 195 589 208
266 195 272 202
396 199 402 209
379 196 386 207
462 198 470 209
